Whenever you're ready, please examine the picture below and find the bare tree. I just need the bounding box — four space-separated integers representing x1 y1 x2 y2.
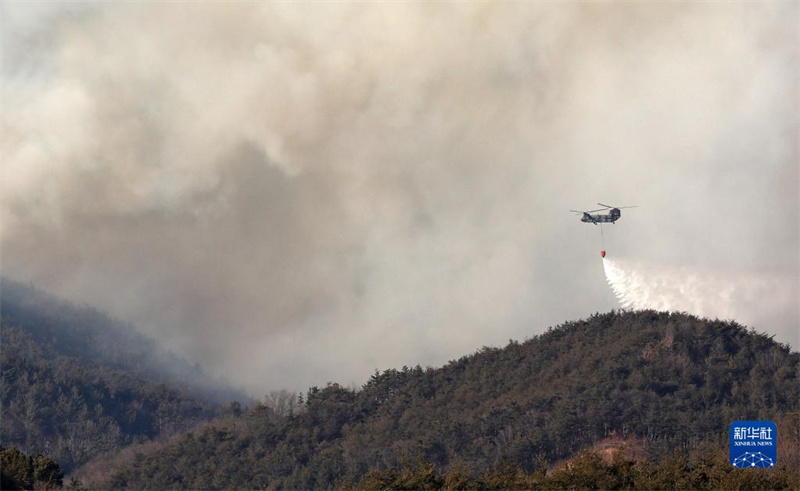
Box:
263 390 299 418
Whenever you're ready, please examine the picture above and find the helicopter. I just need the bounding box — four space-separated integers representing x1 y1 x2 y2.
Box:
570 203 637 225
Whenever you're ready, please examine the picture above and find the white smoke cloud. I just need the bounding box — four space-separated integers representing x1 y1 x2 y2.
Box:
1 3 797 394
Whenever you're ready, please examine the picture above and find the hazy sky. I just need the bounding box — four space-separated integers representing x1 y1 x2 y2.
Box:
2 2 797 395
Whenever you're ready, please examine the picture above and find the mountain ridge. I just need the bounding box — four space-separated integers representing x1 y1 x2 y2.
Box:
89 309 799 488
2 278 796 488
0 277 246 473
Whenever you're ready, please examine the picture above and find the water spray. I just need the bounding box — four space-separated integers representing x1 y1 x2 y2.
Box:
600 257 795 333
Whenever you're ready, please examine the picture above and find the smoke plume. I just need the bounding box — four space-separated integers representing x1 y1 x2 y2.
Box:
1 3 797 394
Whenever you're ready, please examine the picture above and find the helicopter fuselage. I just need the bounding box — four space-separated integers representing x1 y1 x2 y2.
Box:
581 208 621 224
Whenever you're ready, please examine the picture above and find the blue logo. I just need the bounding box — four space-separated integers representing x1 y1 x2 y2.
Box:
729 421 777 468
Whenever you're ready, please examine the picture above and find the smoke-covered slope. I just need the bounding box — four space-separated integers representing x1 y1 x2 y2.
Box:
0 277 245 472
98 310 799 489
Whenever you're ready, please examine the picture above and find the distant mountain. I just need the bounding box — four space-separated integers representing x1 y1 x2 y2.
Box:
92 310 799 489
0 277 246 472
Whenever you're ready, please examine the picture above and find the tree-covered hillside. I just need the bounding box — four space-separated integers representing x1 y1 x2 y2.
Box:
98 310 799 489
1 445 64 490
0 278 244 472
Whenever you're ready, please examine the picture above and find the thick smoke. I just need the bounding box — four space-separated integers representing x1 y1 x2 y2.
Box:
1 3 797 394
603 258 797 333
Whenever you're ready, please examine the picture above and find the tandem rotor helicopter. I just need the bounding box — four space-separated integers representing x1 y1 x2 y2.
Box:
570 203 638 258
570 203 637 225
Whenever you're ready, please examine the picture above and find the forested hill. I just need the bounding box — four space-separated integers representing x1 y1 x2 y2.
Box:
98 310 799 489
0 277 245 472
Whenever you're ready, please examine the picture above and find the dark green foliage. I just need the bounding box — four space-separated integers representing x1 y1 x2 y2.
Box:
0 445 64 490
348 448 800 490
0 278 233 472
355 459 444 490
101 310 800 489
